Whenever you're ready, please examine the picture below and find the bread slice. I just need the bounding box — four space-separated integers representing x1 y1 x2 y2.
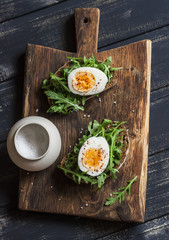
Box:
60 121 129 183
48 61 117 106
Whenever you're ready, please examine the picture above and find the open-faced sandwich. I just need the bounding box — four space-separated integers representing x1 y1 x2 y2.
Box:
58 119 129 189
42 55 122 114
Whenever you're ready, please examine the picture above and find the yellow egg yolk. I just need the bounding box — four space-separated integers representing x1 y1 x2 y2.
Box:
72 71 96 92
82 148 103 171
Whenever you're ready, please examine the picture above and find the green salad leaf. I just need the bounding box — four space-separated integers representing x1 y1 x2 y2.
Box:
44 91 84 114
105 176 137 205
42 55 122 114
57 119 126 189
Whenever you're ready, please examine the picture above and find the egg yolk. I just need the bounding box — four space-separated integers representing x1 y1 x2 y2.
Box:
82 148 103 171
72 71 96 92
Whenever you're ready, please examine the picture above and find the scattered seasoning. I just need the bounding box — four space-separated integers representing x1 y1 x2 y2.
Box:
35 108 39 113
80 131 82 134
132 109 135 113
80 128 83 131
136 129 139 132
98 97 101 102
51 186 53 189
31 182 33 185
83 114 86 118
69 145 71 148
87 115 90 118
80 206 83 209
58 198 61 201
27 172 29 175
113 101 116 104
109 193 113 197
85 203 89 207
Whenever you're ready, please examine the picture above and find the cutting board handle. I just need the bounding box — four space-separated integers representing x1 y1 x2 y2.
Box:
75 8 100 56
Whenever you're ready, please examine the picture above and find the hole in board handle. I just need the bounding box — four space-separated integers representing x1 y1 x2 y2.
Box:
84 17 88 23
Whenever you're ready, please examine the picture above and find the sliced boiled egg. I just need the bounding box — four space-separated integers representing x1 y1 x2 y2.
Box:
68 67 108 96
78 136 109 176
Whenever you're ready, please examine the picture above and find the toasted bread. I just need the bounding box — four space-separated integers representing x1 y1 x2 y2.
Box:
60 122 129 183
47 61 117 107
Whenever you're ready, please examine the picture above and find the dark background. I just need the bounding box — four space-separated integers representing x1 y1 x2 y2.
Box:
0 0 169 239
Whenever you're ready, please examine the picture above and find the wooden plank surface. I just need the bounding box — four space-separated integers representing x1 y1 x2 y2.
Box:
0 0 169 239
0 0 63 23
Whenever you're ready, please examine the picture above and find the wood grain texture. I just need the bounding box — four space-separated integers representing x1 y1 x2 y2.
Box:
98 215 169 240
18 8 151 222
0 78 23 142
0 0 64 23
1 210 169 240
75 8 100 56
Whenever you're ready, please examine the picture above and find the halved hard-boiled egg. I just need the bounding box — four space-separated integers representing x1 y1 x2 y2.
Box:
78 136 109 176
68 67 108 96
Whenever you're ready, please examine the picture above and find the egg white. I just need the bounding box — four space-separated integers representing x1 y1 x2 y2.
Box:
68 67 108 96
78 136 109 177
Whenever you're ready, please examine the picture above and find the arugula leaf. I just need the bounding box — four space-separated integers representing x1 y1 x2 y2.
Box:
82 96 86 106
45 91 84 114
88 120 100 135
50 73 71 93
97 173 107 189
101 119 112 128
105 176 137 205
57 165 98 186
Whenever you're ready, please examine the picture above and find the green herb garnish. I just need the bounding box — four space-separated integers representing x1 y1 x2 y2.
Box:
57 119 127 189
105 176 137 205
42 55 122 114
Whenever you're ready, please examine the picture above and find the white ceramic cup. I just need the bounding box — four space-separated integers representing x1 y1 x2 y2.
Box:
7 116 62 171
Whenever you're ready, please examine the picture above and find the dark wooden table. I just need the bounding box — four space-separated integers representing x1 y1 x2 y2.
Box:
0 0 169 239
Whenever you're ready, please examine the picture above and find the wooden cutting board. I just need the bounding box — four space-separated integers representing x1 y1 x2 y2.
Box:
19 8 151 222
